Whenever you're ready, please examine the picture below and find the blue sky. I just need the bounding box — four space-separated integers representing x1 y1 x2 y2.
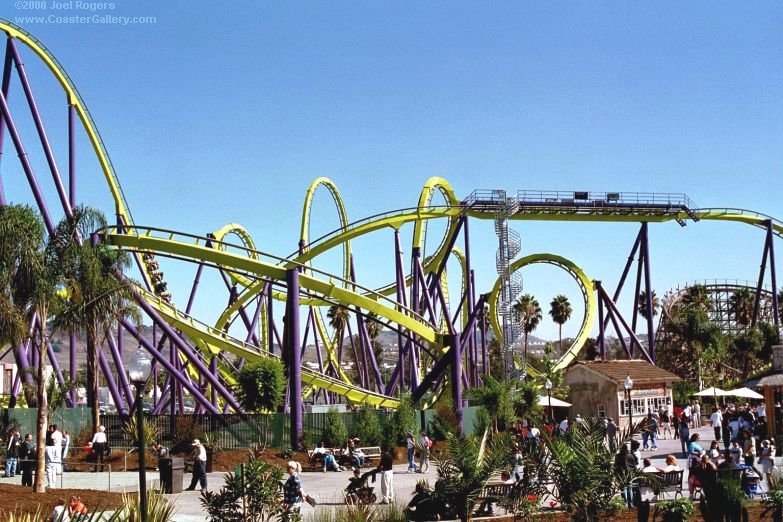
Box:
3 2 782 341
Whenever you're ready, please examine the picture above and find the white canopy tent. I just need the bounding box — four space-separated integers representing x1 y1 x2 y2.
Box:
538 395 572 408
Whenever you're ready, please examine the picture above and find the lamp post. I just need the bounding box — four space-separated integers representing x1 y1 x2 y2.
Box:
128 346 152 522
545 378 553 423
624 375 634 431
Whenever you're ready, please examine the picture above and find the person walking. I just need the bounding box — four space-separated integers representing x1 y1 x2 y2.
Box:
185 439 208 491
418 430 431 473
283 461 307 521
378 446 394 504
5 428 21 478
406 430 417 473
710 407 722 443
679 416 690 459
90 426 107 472
45 425 62 488
20 433 34 487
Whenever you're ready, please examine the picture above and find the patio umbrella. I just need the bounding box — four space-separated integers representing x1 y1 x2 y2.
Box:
693 387 730 397
726 387 764 400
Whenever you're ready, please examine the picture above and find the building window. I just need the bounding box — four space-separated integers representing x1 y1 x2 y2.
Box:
597 404 606 418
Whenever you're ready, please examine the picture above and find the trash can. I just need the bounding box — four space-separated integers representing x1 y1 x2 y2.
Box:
159 457 184 494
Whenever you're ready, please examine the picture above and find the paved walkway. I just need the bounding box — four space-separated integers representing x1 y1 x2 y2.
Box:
0 425 726 521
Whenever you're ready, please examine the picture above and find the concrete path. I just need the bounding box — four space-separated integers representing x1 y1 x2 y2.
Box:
0 425 723 521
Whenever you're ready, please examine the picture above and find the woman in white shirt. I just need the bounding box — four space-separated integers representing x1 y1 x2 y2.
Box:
90 425 108 472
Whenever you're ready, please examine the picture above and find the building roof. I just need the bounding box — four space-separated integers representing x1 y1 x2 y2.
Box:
569 360 681 385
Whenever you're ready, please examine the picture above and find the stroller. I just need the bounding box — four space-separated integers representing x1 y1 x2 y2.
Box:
742 469 765 498
345 468 379 505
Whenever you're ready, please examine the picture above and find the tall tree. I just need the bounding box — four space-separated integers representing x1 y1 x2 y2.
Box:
0 205 61 492
327 304 351 373
729 287 755 329
513 294 542 360
366 311 384 364
549 295 572 356
637 290 660 320
49 206 139 433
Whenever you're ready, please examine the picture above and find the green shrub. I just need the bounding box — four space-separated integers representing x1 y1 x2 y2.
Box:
120 489 177 522
235 358 285 413
353 407 383 446
386 393 416 447
321 408 349 447
655 497 695 522
201 456 285 522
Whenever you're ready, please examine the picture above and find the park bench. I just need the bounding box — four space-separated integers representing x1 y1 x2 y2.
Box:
360 446 382 463
637 470 684 500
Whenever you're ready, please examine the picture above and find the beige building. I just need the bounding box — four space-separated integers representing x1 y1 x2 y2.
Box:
563 360 681 428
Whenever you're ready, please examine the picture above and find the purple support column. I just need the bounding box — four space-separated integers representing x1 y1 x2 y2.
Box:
445 334 463 431
598 282 606 360
768 221 780 328
98 350 126 413
394 231 408 391
753 231 771 327
0 42 13 206
596 282 653 363
123 319 222 415
640 223 656 360
286 268 303 450
130 291 244 411
267 282 275 353
210 357 218 408
0 87 54 233
9 40 71 217
105 335 132 412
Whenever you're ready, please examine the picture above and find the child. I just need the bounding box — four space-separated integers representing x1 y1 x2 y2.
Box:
50 498 68 522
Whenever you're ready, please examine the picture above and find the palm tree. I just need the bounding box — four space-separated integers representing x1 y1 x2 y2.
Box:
0 204 60 493
637 290 660 320
327 304 351 371
513 294 542 360
729 287 755 329
681 284 711 314
366 311 384 364
431 430 515 521
49 205 139 433
469 375 513 433
549 295 572 355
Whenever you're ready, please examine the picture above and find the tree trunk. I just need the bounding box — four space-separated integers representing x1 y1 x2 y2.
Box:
34 307 48 493
87 332 100 433
559 325 563 356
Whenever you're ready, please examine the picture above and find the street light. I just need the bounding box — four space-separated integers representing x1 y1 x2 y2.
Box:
624 375 634 431
128 346 152 522
545 378 553 423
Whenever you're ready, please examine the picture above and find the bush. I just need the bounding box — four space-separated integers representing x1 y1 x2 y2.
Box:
235 358 285 413
321 408 349 447
353 407 383 446
386 393 416 447
201 456 285 522
655 498 695 522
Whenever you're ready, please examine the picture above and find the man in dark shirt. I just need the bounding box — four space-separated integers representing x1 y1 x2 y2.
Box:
378 446 394 504
20 433 34 487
